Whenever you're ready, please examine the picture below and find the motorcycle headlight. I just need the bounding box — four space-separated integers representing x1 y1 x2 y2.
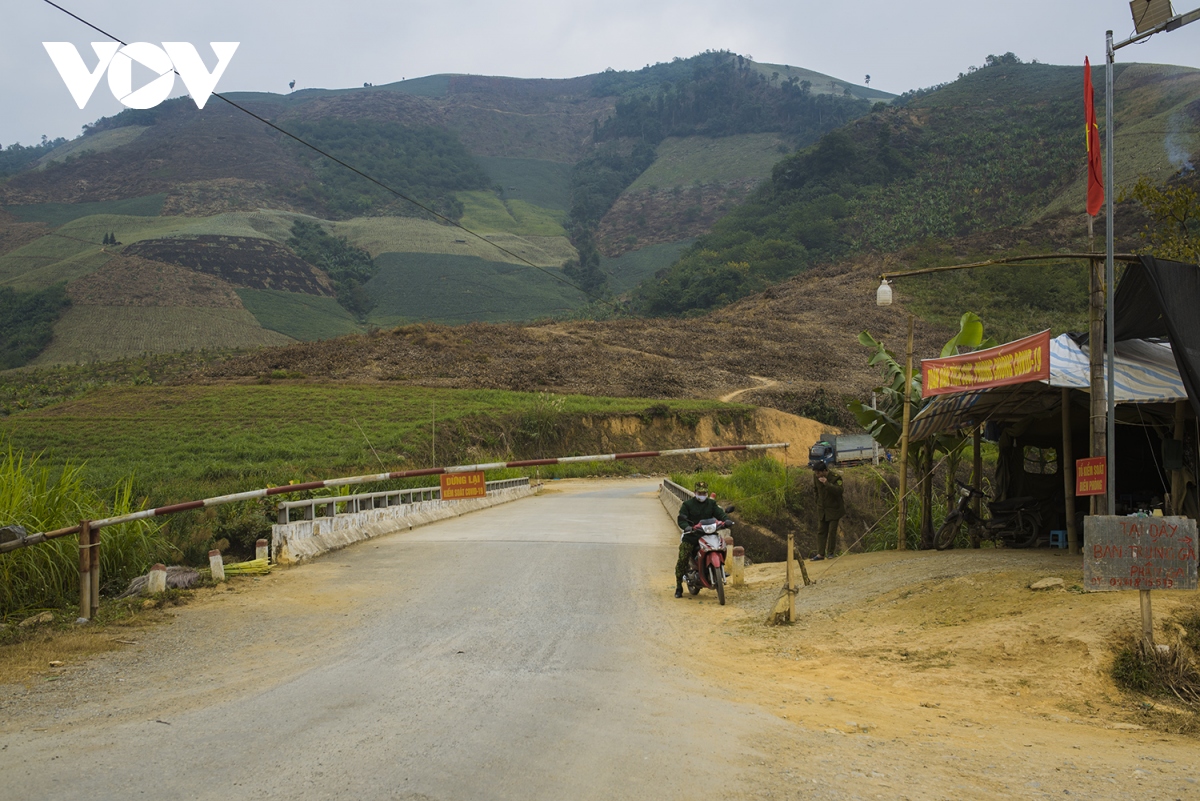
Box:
701 523 718 534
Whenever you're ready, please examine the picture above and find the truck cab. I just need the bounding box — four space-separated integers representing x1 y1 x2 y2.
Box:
808 442 834 469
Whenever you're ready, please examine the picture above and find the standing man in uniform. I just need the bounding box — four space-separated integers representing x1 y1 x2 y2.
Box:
674 481 728 597
811 461 844 560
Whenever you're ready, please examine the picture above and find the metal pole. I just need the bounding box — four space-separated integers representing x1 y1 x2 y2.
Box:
1105 30 1117 515
897 315 914 551
1090 258 1107 516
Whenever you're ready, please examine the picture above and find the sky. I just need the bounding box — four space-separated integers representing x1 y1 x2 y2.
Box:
3 0 1200 146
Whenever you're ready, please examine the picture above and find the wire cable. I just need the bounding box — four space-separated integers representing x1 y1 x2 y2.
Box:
37 0 618 310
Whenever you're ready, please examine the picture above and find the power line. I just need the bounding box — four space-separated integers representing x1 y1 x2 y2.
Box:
37 0 618 310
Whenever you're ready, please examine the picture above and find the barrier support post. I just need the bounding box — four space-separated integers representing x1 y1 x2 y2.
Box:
90 520 100 616
78 519 92 621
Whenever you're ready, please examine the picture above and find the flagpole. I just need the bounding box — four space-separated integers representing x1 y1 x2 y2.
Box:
1104 30 1117 515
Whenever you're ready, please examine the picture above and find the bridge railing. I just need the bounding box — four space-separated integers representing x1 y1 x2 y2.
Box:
274 478 531 524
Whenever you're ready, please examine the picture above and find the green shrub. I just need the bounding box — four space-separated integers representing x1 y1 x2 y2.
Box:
0 444 170 617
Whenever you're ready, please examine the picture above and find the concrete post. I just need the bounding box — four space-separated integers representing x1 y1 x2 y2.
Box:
209 549 225 582
256 539 269 562
147 563 167 594
731 546 745 586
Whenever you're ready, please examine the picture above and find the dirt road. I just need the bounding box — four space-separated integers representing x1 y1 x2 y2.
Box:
2 480 1198 799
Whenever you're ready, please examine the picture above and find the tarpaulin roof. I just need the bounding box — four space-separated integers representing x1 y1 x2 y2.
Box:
908 334 1188 440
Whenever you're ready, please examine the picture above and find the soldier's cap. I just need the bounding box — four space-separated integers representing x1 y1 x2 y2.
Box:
812 461 828 471
694 481 709 492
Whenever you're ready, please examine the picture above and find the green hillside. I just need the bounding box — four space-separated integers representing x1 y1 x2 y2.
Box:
366 252 587 324
477 156 573 211
634 59 1200 316
237 289 364 341
627 135 789 191
603 240 695 294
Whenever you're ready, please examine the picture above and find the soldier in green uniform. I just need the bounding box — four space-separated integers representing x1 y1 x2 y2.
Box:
674 481 728 598
810 461 845 560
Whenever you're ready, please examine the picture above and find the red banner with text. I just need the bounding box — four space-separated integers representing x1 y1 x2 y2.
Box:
921 331 1051 398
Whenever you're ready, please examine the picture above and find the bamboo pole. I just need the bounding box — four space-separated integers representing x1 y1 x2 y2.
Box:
1141 590 1154 648
897 315 915 550
90 521 100 615
1172 400 1187 515
972 426 983 547
785 530 795 622
1062 388 1079 555
78 520 91 621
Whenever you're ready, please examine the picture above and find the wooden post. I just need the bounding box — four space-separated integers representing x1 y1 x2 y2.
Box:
90 522 100 616
1140 589 1154 648
972 425 983 524
785 530 795 622
78 520 92 621
1089 257 1107 516
1172 400 1187 515
1062 388 1079 555
897 315 915 550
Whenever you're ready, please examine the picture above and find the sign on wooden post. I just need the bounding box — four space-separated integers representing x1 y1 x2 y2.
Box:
1083 516 1198 591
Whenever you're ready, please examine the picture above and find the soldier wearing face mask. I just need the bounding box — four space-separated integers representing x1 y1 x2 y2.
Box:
674 481 728 598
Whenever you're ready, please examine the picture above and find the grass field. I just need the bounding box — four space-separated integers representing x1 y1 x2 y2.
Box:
456 190 568 237
476 156 573 212
626 134 788 191
330 216 575 266
366 252 586 325
0 211 297 290
34 126 150 170
0 383 739 508
33 306 295 365
2 194 166 227
237 288 364 341
602 239 695 294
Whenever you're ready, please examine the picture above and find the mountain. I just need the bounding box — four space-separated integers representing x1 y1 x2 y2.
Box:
633 58 1200 318
0 52 885 367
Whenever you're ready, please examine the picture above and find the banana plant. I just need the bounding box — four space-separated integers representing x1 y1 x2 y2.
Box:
848 313 997 548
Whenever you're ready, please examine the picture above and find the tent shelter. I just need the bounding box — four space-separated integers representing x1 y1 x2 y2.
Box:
908 256 1199 544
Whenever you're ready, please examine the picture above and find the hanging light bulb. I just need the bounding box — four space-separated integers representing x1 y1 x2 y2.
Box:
876 278 893 307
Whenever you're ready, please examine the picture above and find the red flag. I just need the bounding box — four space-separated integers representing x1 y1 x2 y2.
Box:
1085 58 1104 216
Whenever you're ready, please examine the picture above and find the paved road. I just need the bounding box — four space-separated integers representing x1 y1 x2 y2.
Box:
0 480 794 801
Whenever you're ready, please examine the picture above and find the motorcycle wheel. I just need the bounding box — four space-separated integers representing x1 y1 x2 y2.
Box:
711 565 725 605
1011 515 1040 548
934 512 963 551
688 576 701 596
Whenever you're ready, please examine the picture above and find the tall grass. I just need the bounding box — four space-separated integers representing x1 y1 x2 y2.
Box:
671 457 795 524
0 445 170 617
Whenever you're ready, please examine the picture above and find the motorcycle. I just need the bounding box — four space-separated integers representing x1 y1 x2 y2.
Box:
682 511 735 605
934 479 1043 550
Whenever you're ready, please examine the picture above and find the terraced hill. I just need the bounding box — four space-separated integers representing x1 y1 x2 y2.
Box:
0 52 885 364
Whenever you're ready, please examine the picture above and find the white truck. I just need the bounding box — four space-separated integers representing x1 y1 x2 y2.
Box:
808 433 876 468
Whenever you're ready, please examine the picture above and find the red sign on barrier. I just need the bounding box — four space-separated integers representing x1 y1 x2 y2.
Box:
440 471 486 500
1076 456 1106 496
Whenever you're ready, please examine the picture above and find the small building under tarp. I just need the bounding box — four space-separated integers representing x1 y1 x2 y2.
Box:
908 256 1200 544
911 334 1196 539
